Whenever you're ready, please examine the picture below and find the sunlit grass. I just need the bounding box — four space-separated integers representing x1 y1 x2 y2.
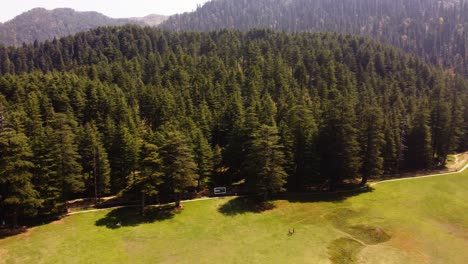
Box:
1 169 467 263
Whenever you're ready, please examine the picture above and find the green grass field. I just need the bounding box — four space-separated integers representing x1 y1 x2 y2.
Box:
1 169 467 264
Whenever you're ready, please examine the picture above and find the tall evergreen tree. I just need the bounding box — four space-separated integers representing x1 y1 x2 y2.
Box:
159 129 198 207
359 105 385 185
319 90 361 190
50 113 84 200
77 123 111 200
0 108 41 227
128 142 163 215
406 103 433 170
243 125 288 200
282 105 319 191
109 126 139 193
192 130 213 191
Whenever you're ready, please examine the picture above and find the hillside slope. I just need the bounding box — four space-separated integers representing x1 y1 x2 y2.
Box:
0 27 466 227
0 8 167 46
160 0 467 77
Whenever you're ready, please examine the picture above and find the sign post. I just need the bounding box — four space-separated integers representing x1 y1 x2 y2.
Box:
213 187 227 195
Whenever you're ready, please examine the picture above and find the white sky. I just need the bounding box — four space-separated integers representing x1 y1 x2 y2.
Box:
0 0 211 22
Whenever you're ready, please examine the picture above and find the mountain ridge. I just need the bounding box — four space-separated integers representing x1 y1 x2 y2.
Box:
159 0 467 76
0 8 167 46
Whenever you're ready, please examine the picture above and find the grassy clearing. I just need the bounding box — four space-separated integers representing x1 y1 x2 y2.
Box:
1 169 467 263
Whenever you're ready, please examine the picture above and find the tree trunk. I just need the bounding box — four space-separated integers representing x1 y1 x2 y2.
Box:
329 178 337 192
12 207 18 229
174 193 180 208
141 192 146 216
360 175 368 187
156 194 160 206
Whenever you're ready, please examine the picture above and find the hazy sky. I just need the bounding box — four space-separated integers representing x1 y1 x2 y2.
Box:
0 0 211 22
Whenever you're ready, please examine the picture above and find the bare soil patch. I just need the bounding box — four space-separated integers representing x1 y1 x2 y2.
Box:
388 230 431 263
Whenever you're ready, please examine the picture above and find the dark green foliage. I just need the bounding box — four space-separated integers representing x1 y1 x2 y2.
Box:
77 123 111 199
281 105 319 191
359 105 385 185
136 143 163 195
406 103 433 170
127 142 163 214
0 27 466 222
192 130 214 190
243 125 288 200
0 107 41 226
319 90 361 189
49 113 84 198
158 129 198 207
160 0 467 76
108 126 140 193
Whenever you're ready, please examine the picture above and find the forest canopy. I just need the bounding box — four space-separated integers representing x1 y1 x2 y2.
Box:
0 26 467 225
160 0 467 77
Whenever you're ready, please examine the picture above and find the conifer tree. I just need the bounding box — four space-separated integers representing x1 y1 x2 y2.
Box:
50 113 84 199
77 123 111 200
360 105 385 185
159 129 198 207
0 107 40 227
243 125 287 200
129 142 163 215
192 130 213 191
283 105 319 190
109 126 140 193
31 125 62 215
406 103 433 169
319 90 361 190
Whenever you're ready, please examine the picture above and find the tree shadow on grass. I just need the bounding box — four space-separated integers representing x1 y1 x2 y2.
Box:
281 186 375 204
0 226 28 239
218 187 374 216
95 205 178 229
0 216 61 240
218 196 276 216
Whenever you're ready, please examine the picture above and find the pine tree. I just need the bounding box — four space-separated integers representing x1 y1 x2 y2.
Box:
31 125 63 215
319 90 361 190
430 77 451 165
0 108 41 227
77 123 111 200
282 105 319 191
129 142 163 215
406 103 433 169
159 129 198 207
192 130 213 191
210 144 225 186
50 113 84 199
360 105 385 185
109 126 140 193
243 125 287 200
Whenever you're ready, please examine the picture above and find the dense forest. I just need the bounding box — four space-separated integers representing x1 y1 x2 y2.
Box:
160 0 467 77
0 26 467 226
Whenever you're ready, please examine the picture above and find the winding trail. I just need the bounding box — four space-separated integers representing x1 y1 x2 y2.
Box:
67 157 468 216
369 162 468 187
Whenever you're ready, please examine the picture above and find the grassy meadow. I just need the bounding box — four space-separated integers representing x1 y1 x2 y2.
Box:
1 169 467 264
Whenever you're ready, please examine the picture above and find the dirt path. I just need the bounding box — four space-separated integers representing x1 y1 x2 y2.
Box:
67 155 468 216
370 162 468 187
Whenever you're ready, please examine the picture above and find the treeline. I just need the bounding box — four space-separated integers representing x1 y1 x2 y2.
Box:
160 0 468 77
0 27 467 225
